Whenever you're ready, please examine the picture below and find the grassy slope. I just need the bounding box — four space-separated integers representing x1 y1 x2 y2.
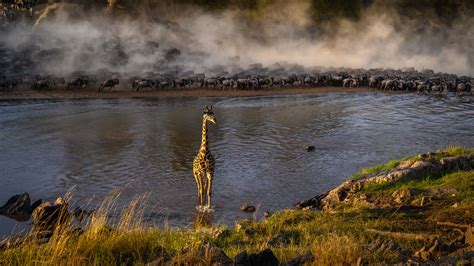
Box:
350 146 474 180
1 148 473 265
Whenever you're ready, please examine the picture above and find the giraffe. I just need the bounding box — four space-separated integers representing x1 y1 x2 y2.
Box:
193 106 217 208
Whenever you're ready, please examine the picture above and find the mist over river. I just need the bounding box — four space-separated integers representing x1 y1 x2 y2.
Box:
1 92 473 236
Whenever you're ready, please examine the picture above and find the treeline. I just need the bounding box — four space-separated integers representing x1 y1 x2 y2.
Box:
109 0 474 23
6 0 474 23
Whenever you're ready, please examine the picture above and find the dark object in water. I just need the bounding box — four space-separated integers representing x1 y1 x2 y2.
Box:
240 204 256 213
306 145 316 152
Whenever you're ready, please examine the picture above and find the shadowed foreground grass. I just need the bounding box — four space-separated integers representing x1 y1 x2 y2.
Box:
1 148 473 265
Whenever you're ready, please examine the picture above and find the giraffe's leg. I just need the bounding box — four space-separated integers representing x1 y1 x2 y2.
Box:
193 170 203 206
201 178 207 208
206 171 213 208
199 177 206 206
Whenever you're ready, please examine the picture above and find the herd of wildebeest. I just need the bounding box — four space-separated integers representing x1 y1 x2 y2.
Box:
0 65 473 94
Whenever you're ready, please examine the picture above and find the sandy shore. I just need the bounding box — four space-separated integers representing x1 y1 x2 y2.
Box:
0 87 377 100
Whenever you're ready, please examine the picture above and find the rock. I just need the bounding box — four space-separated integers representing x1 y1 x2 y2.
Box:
248 249 279 266
398 160 415 168
413 238 439 261
208 246 233 265
54 197 68 206
235 251 251 266
368 238 400 253
0 192 33 217
31 199 43 210
178 244 232 265
439 155 474 172
418 152 437 161
73 207 93 222
411 196 432 206
306 145 315 152
436 250 474 265
282 253 314 266
391 188 421 204
32 200 71 232
35 230 54 245
296 154 474 211
235 219 252 232
235 249 279 266
244 228 255 237
240 204 256 213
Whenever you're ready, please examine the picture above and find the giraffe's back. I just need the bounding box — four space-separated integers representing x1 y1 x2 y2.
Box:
193 151 215 174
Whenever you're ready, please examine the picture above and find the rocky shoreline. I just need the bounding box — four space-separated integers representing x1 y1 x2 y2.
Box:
295 152 474 211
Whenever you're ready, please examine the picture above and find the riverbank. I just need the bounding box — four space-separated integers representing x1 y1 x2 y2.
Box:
0 87 382 100
1 147 473 265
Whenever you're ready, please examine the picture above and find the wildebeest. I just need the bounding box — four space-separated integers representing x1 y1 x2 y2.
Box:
32 77 53 90
67 76 89 90
98 78 119 92
0 76 21 91
381 79 397 90
343 78 358 88
132 79 155 91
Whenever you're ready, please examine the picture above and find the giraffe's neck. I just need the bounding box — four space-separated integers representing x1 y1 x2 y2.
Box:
199 118 209 153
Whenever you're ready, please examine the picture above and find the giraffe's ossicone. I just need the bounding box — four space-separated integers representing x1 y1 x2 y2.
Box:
193 106 217 208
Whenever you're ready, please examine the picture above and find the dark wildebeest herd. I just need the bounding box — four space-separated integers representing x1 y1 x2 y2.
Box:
1 65 472 94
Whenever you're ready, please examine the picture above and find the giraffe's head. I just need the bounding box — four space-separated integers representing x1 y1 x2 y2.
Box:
203 106 217 125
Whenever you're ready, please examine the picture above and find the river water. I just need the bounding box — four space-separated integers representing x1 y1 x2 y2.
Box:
0 92 473 237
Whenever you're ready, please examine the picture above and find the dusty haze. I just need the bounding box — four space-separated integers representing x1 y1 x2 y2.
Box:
1 0 473 77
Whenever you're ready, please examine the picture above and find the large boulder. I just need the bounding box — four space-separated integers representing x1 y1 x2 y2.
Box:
0 192 41 220
235 249 279 266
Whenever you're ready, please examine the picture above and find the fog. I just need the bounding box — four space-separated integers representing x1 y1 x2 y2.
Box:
1 1 473 77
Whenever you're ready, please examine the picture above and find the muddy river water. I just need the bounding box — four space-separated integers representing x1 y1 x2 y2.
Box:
1 92 473 236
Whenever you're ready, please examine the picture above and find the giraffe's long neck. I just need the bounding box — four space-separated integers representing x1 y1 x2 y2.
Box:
199 118 208 152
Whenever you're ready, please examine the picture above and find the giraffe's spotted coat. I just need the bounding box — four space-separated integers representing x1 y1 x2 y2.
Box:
193 106 216 208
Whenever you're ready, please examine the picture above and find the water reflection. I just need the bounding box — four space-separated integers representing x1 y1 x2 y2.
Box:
167 108 199 172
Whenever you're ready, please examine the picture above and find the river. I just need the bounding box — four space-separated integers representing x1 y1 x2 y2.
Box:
0 92 473 237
